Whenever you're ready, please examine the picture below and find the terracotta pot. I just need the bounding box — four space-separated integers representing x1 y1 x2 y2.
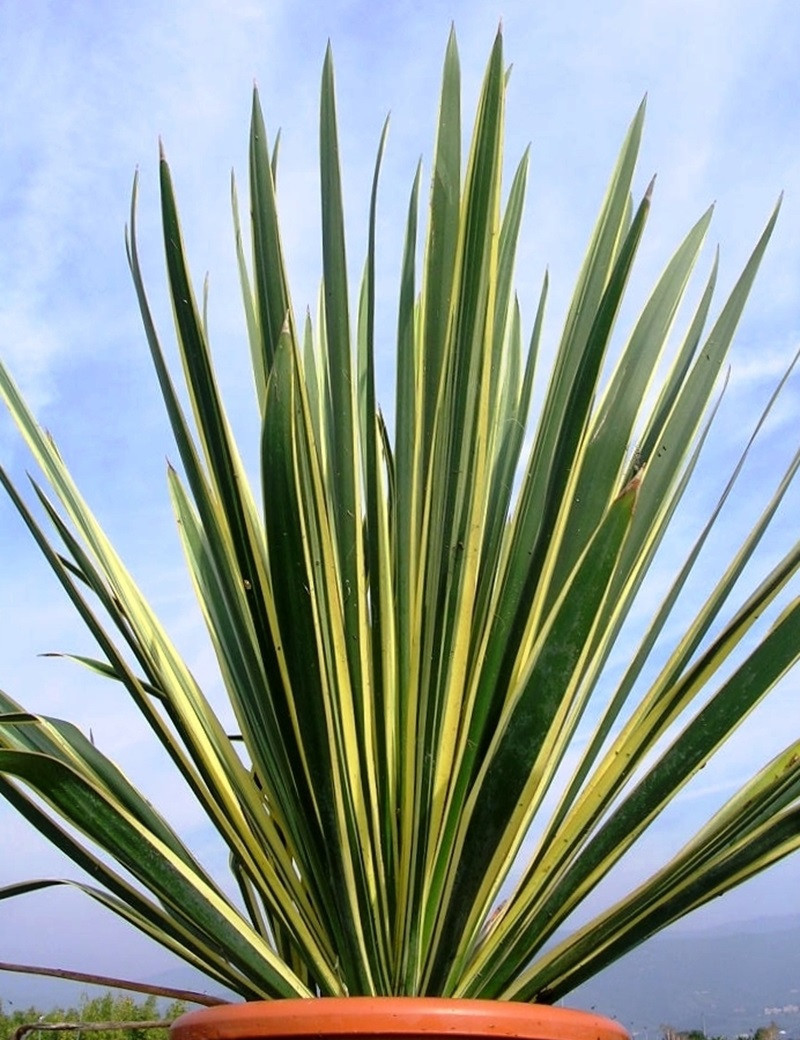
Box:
170 997 629 1040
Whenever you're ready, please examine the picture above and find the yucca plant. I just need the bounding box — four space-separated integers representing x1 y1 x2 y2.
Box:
1 27 800 1005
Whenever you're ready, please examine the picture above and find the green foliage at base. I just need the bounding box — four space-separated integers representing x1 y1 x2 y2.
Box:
0 994 185 1040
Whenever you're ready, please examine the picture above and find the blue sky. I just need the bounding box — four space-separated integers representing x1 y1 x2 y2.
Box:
1 0 800 1008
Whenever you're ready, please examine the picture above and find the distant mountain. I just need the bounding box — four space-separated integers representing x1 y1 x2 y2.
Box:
570 916 800 1039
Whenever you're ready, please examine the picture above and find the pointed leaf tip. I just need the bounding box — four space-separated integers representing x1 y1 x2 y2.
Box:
645 174 657 200
620 471 643 498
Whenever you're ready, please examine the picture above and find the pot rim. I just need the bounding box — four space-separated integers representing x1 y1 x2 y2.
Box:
170 996 630 1040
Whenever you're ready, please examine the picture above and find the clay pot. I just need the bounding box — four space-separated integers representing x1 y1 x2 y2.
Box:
170 997 629 1040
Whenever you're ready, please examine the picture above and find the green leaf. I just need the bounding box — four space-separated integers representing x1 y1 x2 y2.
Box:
428 484 637 992
0 752 312 998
